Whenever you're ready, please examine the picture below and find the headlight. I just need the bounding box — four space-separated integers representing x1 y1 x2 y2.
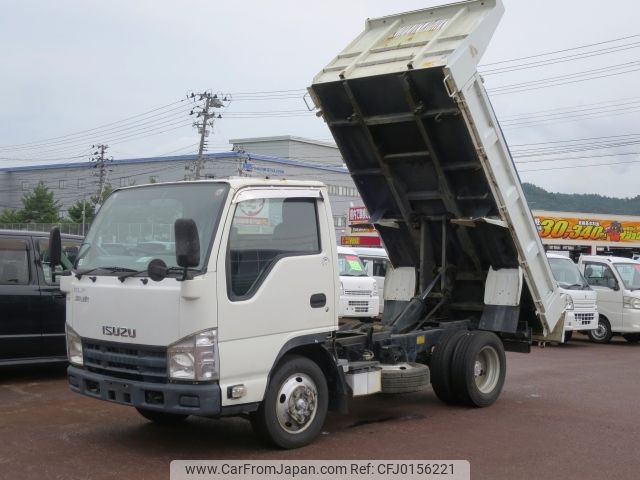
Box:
66 325 83 366
565 295 574 311
168 329 218 381
372 282 378 296
623 296 640 309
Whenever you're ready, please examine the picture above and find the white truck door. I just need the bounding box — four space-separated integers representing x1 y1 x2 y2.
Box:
216 189 337 406
582 261 623 330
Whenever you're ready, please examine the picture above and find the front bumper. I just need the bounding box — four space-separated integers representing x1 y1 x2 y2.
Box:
68 366 221 416
564 311 599 331
339 296 380 317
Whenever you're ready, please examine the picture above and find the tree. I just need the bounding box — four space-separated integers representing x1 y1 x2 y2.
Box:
0 208 22 224
67 199 95 224
65 183 113 224
19 182 62 223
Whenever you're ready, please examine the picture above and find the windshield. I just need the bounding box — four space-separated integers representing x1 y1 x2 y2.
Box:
548 257 589 290
613 263 640 290
76 183 228 273
338 253 368 277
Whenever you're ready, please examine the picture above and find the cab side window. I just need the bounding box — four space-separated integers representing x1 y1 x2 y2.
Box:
37 239 79 284
228 197 320 299
583 263 615 288
0 238 30 285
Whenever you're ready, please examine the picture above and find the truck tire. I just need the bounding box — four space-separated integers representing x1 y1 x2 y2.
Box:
563 330 573 343
623 333 640 343
588 317 612 344
381 362 430 394
250 354 328 449
135 407 188 424
450 331 506 407
430 330 467 404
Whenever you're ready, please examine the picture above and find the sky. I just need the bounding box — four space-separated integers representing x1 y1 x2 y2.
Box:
1 0 639 198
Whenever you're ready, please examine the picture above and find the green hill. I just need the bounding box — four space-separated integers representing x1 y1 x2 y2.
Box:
522 183 640 215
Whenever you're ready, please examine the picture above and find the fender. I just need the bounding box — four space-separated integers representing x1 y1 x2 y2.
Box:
269 332 351 413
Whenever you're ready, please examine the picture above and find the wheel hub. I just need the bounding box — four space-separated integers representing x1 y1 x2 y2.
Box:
474 345 500 394
275 374 318 434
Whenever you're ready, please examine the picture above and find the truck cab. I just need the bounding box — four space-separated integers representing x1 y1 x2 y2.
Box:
352 247 389 314
337 246 379 318
546 253 598 342
577 255 640 343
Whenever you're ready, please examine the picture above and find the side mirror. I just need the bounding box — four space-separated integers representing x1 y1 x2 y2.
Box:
175 219 200 269
607 277 619 291
48 227 62 282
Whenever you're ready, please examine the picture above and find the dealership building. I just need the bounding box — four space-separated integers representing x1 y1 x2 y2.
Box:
0 136 361 235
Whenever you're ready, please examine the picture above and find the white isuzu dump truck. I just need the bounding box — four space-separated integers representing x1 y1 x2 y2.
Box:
49 0 565 449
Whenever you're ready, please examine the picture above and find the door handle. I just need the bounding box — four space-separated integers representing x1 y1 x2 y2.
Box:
310 293 326 308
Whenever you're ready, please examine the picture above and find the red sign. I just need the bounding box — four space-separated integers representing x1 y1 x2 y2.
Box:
340 235 381 247
349 207 370 223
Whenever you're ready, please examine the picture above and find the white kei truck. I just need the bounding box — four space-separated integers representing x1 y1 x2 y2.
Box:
546 253 598 343
336 246 380 318
577 255 640 344
49 0 565 449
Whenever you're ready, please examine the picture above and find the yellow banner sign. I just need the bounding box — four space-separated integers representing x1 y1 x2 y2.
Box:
534 216 640 243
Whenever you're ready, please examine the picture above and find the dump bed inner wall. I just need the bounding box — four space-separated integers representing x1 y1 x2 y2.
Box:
311 69 539 328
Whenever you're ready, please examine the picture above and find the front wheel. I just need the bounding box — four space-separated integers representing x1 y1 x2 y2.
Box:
588 317 613 344
563 330 573 343
251 355 328 449
450 331 506 407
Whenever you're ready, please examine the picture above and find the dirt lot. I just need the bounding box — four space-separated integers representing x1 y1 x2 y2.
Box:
1 336 639 480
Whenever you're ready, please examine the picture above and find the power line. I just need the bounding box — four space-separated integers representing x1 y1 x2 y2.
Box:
480 33 640 67
0 99 187 150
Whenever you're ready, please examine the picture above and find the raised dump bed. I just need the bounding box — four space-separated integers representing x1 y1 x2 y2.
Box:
310 0 564 340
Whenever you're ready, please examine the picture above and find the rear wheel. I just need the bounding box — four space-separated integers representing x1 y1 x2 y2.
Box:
430 330 467 404
135 408 188 424
622 333 640 343
588 317 612 344
450 331 506 407
250 355 328 449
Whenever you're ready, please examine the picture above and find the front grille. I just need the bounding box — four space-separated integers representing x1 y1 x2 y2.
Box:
349 300 370 312
574 313 595 325
574 299 595 309
345 290 372 296
83 340 167 383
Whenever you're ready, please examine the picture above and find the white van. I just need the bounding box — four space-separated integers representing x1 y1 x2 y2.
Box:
578 255 640 343
546 253 598 342
352 247 389 314
337 246 379 318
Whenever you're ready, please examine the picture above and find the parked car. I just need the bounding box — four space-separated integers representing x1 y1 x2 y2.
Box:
577 255 640 343
546 253 598 342
352 247 389 314
0 229 82 365
337 246 379 318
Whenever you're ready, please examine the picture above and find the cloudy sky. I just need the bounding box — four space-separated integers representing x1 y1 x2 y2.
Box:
1 0 639 197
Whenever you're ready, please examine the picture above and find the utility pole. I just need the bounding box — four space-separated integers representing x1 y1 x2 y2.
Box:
187 91 230 180
90 144 112 203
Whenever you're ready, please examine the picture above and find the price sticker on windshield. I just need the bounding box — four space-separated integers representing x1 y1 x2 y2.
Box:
346 255 363 271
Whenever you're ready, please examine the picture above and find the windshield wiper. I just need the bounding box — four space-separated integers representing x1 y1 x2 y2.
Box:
75 266 137 280
118 266 200 283
564 283 585 290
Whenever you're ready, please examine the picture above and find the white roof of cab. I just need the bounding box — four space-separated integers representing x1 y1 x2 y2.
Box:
337 246 359 255
119 177 326 191
351 247 388 258
580 255 640 264
546 253 573 260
